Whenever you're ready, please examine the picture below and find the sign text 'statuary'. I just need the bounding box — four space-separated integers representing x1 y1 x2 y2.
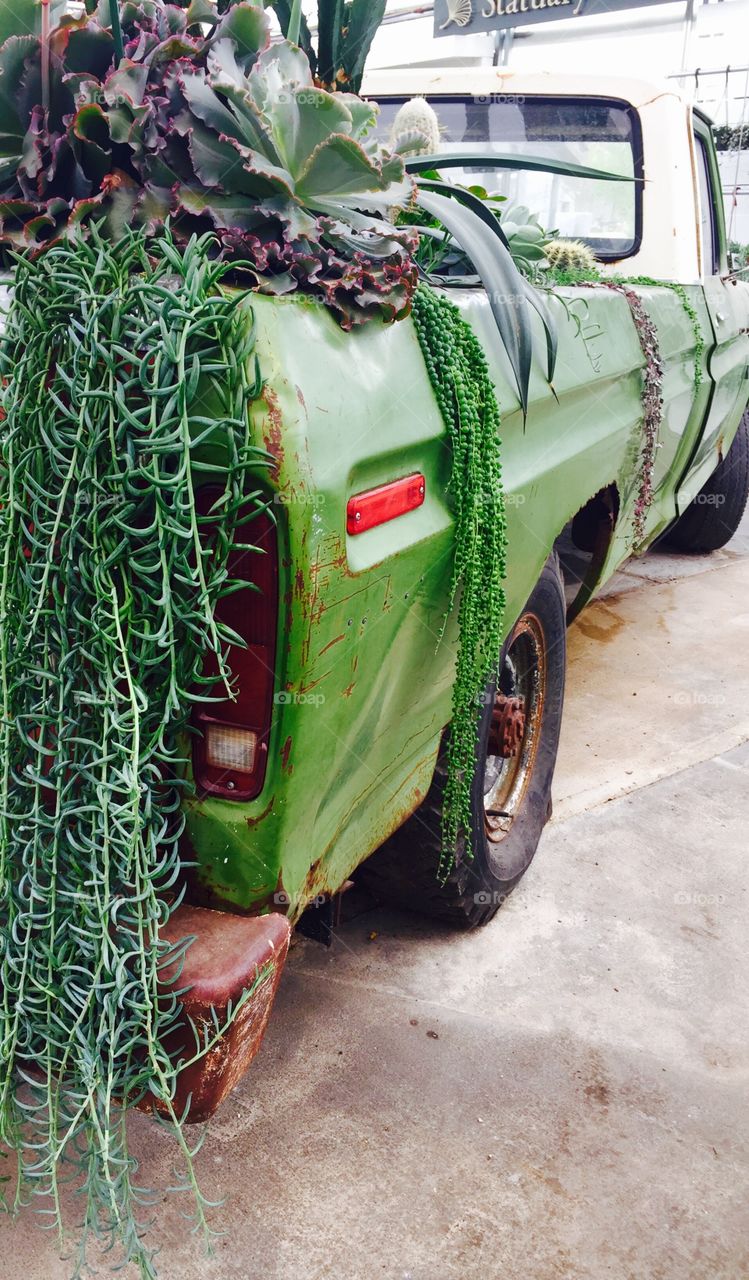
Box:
435 0 676 37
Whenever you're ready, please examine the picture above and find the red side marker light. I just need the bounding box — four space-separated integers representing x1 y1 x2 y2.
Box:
347 473 426 536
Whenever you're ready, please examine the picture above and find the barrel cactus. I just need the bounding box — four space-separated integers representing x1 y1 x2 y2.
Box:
545 238 599 275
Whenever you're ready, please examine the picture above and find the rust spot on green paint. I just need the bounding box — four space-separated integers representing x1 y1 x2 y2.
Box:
319 633 346 656
245 797 274 830
261 388 284 478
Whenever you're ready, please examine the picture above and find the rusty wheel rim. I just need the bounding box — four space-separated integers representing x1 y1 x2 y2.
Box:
483 614 546 844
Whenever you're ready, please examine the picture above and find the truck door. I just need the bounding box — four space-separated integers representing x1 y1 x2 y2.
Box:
691 112 749 478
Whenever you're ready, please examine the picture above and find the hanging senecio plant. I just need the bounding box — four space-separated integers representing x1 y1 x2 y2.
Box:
601 282 665 549
411 285 508 875
0 225 271 1274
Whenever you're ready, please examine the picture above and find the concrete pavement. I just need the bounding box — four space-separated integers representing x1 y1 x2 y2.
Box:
5 515 749 1280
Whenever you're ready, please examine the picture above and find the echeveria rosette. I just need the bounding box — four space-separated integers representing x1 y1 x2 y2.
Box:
0 0 417 326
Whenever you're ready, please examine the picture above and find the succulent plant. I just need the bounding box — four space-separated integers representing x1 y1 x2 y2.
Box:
265 0 387 95
390 97 441 158
0 0 416 327
545 238 598 275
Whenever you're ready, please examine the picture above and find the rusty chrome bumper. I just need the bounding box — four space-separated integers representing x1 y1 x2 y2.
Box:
157 905 291 1124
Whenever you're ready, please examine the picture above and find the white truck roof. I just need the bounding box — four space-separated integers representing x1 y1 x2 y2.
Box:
363 70 703 283
362 68 689 115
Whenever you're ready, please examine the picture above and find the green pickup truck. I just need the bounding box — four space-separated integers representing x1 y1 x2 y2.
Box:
161 71 749 1111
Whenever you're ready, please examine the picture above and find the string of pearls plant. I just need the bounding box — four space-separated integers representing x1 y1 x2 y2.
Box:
411 284 507 876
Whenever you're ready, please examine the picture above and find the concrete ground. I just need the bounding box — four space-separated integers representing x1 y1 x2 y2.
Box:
6 516 749 1280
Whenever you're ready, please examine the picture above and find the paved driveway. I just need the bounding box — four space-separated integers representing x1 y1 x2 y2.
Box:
7 515 749 1280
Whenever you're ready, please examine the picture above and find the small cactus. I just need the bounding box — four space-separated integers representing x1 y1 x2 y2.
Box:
390 97 441 158
545 239 598 275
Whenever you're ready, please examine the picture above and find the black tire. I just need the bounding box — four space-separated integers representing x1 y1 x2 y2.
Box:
358 556 567 929
663 412 749 554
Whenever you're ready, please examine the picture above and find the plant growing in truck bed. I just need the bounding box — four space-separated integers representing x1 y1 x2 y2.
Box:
0 0 416 327
265 0 387 94
0 226 270 1274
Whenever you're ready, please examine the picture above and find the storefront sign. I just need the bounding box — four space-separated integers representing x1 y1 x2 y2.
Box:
435 0 676 37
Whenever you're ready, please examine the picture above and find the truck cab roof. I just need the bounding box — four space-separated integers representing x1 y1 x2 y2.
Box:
362 68 694 117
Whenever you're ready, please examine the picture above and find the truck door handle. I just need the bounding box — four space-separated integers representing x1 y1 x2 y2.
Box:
716 311 726 324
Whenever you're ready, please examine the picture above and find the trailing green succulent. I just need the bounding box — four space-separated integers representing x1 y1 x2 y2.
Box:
411 284 507 875
0 0 416 327
265 0 387 94
0 225 271 1275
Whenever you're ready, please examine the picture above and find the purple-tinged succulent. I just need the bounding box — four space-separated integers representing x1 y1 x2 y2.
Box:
0 0 417 327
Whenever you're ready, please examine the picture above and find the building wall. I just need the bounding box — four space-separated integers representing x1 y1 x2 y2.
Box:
369 0 749 127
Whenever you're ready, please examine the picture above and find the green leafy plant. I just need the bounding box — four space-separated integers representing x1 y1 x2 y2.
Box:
265 0 387 94
0 0 415 327
411 284 507 874
0 224 272 1275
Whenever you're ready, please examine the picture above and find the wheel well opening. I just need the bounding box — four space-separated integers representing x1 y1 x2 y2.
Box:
555 485 620 623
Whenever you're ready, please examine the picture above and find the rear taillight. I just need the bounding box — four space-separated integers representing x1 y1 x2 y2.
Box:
193 498 278 802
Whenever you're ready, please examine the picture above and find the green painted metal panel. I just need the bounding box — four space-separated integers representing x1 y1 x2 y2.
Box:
182 279 745 919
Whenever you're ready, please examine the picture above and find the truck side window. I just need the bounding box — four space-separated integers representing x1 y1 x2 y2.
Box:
695 135 718 277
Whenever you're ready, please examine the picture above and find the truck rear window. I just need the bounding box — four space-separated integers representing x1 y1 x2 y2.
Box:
373 95 642 261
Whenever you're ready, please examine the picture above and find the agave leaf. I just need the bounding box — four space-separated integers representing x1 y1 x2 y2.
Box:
522 279 558 387
407 152 638 185
415 187 534 416
417 178 512 251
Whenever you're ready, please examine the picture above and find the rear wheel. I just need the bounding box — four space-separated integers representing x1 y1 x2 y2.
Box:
663 412 749 554
358 556 567 928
